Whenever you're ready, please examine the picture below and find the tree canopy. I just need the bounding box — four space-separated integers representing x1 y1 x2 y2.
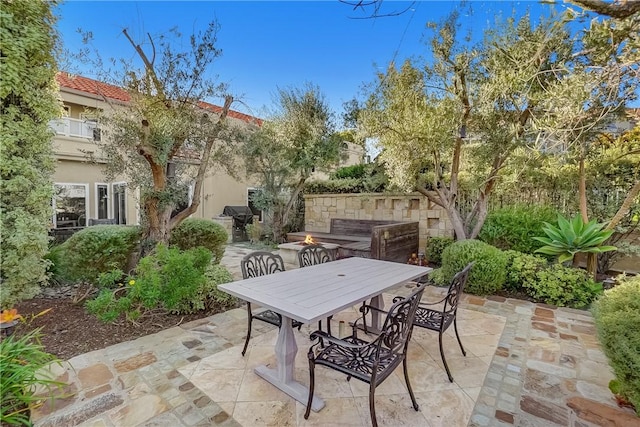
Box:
359 11 573 239
242 84 343 242
85 23 239 249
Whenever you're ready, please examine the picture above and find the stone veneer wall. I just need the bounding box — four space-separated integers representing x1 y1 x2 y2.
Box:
303 193 453 249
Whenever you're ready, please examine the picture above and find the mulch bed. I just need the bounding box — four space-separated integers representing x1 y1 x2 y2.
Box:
13 286 232 361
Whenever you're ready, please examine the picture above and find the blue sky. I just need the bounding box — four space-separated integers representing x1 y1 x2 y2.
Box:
56 1 571 121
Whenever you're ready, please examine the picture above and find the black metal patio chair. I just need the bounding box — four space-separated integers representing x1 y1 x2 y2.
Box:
304 283 426 427
297 244 336 334
412 261 474 382
240 251 302 356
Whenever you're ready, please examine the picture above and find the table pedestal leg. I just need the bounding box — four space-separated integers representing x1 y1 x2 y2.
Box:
254 317 325 412
355 294 385 334
370 294 384 330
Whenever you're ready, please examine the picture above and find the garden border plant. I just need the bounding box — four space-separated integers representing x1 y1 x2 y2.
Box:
0 309 64 426
592 274 640 413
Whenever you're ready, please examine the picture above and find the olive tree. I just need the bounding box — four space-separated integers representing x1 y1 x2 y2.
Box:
86 23 237 250
359 12 571 239
242 85 343 242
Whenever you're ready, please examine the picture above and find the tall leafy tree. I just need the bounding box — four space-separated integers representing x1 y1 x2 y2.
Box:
90 24 238 249
242 85 343 242
359 12 570 239
531 9 639 276
0 0 60 307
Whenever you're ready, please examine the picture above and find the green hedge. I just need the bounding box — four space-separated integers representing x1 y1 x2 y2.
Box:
503 250 548 291
304 178 365 194
330 164 366 180
425 237 454 266
478 204 558 254
592 275 640 412
55 225 141 283
170 218 227 264
441 240 507 295
523 264 601 308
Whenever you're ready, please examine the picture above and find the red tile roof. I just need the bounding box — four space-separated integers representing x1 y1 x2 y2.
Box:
56 72 262 124
56 72 130 102
198 101 263 125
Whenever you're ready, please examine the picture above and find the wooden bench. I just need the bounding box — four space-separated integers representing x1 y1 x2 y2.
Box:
287 218 419 263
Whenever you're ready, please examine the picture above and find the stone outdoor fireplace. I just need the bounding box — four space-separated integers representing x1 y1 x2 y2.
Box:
277 235 340 265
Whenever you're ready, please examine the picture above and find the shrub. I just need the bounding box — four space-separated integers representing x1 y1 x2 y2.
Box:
305 178 364 194
523 264 602 308
441 240 507 295
43 244 66 286
1 308 63 426
202 264 237 310
86 245 218 321
478 204 558 254
425 237 454 266
330 164 366 180
503 250 548 291
170 218 227 264
592 275 640 412
56 225 141 283
0 0 59 308
245 223 263 244
427 268 447 287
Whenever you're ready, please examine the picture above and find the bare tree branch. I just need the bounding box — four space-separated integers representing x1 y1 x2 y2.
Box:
569 0 640 19
339 0 416 18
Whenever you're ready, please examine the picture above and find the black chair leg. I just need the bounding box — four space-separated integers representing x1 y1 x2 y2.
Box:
403 357 419 411
369 383 378 427
304 356 316 420
241 306 253 357
439 331 454 382
454 317 466 356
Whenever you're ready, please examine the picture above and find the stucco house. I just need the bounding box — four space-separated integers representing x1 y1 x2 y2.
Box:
50 72 363 231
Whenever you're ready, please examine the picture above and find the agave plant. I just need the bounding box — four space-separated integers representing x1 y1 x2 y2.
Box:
533 214 617 265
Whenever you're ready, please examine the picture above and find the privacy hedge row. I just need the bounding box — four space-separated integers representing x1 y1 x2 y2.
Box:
592 275 640 412
478 204 558 254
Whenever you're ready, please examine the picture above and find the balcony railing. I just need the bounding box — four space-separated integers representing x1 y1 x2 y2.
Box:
50 117 100 141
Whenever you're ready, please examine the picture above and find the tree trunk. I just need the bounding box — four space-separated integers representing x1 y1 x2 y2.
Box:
605 180 640 231
578 156 589 223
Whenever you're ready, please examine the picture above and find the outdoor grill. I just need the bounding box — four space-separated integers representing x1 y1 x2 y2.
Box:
222 206 254 242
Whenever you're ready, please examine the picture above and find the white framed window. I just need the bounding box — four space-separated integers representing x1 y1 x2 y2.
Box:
95 183 110 220
247 188 263 222
112 182 127 225
53 183 89 228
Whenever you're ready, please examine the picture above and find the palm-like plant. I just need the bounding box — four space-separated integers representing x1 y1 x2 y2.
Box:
533 214 617 266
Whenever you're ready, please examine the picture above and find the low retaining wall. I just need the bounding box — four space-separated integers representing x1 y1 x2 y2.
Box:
303 193 453 250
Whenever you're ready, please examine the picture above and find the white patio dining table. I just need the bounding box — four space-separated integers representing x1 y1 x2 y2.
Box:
218 257 432 412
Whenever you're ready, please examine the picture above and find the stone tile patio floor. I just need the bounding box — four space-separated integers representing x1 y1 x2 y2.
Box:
31 244 638 427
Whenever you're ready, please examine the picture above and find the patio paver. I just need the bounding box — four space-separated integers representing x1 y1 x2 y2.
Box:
30 244 637 426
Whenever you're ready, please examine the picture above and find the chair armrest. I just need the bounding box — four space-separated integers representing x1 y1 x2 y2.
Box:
359 304 389 316
309 330 369 349
418 296 448 306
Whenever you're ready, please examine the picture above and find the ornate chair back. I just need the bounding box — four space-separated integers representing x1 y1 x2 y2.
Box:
441 261 474 321
378 284 425 356
241 251 285 279
297 244 334 267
